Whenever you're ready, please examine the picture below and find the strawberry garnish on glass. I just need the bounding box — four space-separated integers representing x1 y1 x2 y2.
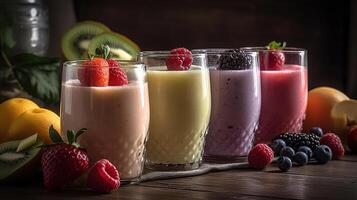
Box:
259 41 286 70
78 44 128 87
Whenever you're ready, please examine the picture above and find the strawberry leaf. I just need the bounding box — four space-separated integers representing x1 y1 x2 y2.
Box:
267 41 286 50
74 128 87 143
49 125 64 144
95 44 112 59
67 130 76 145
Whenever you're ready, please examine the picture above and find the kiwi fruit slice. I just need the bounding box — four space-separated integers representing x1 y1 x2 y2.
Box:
87 32 140 61
0 135 43 182
61 21 111 60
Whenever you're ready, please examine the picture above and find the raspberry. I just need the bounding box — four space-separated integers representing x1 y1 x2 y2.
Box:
248 143 274 169
107 59 129 86
320 133 345 160
87 159 120 193
165 48 192 70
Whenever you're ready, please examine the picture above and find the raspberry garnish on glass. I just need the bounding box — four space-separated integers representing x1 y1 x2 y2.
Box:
165 47 193 71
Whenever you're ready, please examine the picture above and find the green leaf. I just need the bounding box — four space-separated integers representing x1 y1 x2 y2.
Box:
11 53 60 104
49 125 64 144
74 128 87 142
67 130 76 145
3 27 16 49
267 41 286 50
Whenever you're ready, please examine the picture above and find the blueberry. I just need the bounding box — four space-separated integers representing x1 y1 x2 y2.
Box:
314 145 332 164
271 139 286 155
280 146 295 159
310 127 324 137
293 152 308 165
297 146 313 160
278 156 292 172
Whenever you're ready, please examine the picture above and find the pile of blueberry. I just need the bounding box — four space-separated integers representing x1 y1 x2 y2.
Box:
271 127 333 172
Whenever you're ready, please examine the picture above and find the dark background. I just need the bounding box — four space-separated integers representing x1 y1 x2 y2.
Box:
48 0 357 98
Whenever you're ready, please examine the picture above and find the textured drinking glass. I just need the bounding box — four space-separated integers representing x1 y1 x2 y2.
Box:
140 51 211 170
60 61 150 183
241 47 308 144
193 49 261 163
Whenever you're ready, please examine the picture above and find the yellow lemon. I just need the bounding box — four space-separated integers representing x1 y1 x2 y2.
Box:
304 87 349 132
5 108 61 144
0 98 39 141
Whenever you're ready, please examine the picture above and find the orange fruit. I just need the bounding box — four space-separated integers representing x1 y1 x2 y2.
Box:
304 87 349 132
5 108 61 144
0 98 39 142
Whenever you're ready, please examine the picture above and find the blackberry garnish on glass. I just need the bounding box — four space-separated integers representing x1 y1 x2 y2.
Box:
217 49 253 70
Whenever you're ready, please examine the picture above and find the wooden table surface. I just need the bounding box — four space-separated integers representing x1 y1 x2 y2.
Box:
2 155 357 200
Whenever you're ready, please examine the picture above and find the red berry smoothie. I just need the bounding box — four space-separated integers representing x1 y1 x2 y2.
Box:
255 65 308 144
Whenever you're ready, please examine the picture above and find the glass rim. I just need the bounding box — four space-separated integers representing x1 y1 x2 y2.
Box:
139 50 206 57
63 60 145 69
192 48 259 56
240 47 307 53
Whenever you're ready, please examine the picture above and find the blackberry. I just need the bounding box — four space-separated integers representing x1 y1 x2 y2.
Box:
274 133 320 151
218 49 252 70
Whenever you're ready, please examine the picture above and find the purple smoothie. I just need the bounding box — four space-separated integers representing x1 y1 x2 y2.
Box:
204 69 261 162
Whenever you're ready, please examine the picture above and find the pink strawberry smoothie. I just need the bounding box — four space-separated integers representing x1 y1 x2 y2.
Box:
60 81 150 181
255 65 308 144
204 69 261 162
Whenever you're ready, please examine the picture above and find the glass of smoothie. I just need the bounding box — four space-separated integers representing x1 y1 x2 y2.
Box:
242 42 308 144
192 49 261 163
60 60 150 183
140 48 211 170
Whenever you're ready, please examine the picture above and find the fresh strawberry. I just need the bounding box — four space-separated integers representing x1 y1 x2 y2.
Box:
87 159 120 193
107 59 129 86
41 126 89 191
165 48 192 71
78 57 109 87
348 127 357 153
259 41 286 70
320 133 345 160
248 143 274 170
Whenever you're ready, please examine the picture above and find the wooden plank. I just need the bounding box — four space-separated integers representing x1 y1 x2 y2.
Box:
0 183 279 200
1 156 357 199
141 159 357 200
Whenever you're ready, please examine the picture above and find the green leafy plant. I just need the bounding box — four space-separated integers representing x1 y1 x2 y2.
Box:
0 33 61 104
